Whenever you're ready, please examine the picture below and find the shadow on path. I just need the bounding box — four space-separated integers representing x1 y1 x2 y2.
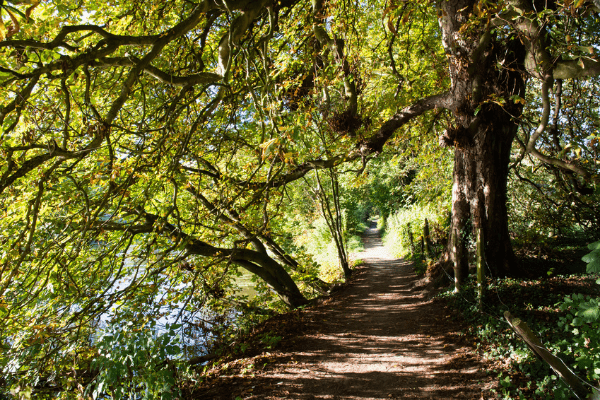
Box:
198 223 496 400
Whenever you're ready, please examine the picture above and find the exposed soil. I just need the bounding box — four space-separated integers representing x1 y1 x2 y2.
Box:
192 225 498 399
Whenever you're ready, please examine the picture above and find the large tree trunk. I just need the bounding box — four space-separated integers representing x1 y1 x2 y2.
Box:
437 0 526 288
447 107 520 283
233 254 309 309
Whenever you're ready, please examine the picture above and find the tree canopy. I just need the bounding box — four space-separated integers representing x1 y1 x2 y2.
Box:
1 0 600 396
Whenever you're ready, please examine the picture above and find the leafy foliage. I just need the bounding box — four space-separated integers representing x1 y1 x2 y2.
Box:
583 241 600 274
442 274 600 399
90 322 183 400
382 204 448 261
1 0 600 397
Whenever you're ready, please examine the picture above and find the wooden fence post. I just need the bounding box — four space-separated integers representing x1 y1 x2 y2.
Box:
423 218 432 258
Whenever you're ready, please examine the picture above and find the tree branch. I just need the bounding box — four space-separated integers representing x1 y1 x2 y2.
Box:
553 58 600 80
214 91 454 191
526 77 553 153
95 57 222 86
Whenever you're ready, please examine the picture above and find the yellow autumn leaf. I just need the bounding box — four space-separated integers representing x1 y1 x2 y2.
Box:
0 14 7 41
258 138 278 149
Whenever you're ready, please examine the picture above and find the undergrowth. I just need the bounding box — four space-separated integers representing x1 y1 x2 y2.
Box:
380 204 448 275
440 273 600 399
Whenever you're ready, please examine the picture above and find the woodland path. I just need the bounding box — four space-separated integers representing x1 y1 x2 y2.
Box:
197 224 497 399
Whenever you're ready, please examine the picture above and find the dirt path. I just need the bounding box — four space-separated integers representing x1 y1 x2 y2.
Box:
197 225 497 399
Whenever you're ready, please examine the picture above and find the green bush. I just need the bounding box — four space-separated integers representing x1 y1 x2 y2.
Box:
346 203 370 235
382 204 448 260
552 242 600 389
347 235 364 253
377 215 385 231
88 322 183 400
557 294 600 382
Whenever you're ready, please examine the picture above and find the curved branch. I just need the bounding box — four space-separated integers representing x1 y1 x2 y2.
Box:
515 132 595 182
185 186 267 253
95 57 222 85
0 128 106 195
505 0 554 80
0 25 115 51
506 0 600 81
553 58 600 80
217 0 272 76
223 91 454 191
102 209 307 306
103 6 212 124
358 91 454 154
526 76 553 153
528 147 595 182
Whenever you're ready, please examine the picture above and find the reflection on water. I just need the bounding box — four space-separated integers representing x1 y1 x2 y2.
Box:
235 269 258 298
94 267 260 365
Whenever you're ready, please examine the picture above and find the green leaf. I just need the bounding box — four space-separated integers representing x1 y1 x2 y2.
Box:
582 241 600 273
582 252 599 263
588 241 600 251
509 94 525 105
587 259 600 274
578 301 600 323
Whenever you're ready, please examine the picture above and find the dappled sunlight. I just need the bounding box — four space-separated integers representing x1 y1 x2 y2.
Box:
196 223 494 399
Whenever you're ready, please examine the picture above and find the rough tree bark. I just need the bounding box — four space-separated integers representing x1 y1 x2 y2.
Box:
437 0 526 285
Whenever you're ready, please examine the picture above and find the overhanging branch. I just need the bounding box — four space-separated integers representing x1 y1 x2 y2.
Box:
204 91 453 191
